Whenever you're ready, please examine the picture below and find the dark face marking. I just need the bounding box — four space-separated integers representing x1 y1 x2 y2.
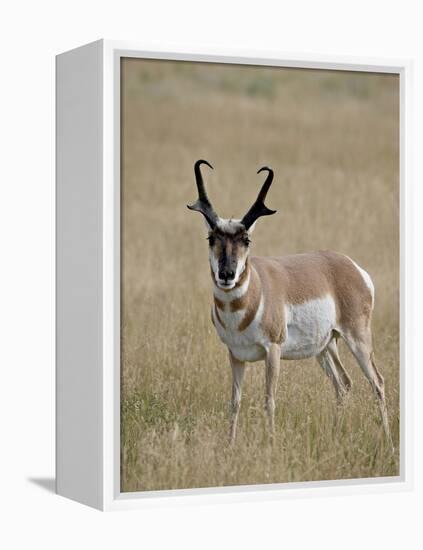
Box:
208 229 251 285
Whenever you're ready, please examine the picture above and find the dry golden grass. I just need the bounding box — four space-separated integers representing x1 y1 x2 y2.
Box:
120 59 399 492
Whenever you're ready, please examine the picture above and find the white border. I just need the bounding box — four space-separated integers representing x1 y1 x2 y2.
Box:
101 40 412 511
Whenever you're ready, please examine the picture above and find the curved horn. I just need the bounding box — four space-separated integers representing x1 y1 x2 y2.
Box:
187 159 219 228
241 166 277 230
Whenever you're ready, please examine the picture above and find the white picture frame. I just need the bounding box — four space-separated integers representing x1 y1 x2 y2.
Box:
56 39 413 511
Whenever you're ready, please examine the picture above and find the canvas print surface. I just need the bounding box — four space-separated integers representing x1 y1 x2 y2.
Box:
120 58 399 492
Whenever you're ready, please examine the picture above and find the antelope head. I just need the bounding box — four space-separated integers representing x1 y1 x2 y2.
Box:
187 159 276 290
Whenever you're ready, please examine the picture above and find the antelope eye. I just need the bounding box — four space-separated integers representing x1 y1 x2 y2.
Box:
207 235 216 247
243 237 251 246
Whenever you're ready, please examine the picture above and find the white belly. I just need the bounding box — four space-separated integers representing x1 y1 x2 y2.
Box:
281 295 337 359
213 294 337 363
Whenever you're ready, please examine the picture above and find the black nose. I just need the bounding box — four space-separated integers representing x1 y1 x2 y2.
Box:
219 269 235 281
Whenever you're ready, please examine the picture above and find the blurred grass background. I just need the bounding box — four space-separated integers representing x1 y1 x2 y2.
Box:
120 59 399 492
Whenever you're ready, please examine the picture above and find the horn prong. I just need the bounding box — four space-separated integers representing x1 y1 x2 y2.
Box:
187 160 218 228
241 166 277 230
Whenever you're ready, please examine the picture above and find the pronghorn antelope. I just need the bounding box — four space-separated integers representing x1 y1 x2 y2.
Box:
188 159 392 447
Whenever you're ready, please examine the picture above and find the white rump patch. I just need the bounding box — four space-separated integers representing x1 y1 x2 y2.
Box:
347 257 375 309
281 295 337 360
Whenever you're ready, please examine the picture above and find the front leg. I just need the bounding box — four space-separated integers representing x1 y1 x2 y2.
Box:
265 343 281 440
228 350 246 444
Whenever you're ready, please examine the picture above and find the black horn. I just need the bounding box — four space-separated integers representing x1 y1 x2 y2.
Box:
187 159 219 228
241 166 277 230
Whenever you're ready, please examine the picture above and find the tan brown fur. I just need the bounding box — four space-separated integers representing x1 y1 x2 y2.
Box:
214 304 226 329
229 296 244 312
214 296 225 311
250 250 373 343
237 266 262 332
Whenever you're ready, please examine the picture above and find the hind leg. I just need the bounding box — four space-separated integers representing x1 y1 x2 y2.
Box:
327 336 352 399
317 343 349 404
342 329 393 450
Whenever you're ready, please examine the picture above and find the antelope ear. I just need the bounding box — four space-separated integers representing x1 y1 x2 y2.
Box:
247 221 257 234
203 217 213 231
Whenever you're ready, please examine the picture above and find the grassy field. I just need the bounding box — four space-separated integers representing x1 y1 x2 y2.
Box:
120 59 399 492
